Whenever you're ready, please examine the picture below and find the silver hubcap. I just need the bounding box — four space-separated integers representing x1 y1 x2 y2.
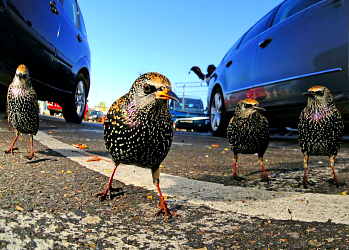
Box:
75 80 86 118
210 92 222 131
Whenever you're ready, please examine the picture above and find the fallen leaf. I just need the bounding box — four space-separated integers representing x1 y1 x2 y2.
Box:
342 191 347 196
72 143 87 149
48 131 53 134
61 170 65 174
87 156 102 162
224 148 229 151
106 169 111 173
164 196 168 199
147 195 153 199
16 206 23 211
66 170 72 174
280 238 287 243
160 165 164 168
211 144 219 147
88 242 96 249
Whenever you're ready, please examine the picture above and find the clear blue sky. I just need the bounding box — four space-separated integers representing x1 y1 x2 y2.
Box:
78 1 282 109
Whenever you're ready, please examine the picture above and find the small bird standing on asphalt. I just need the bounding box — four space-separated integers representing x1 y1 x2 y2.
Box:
227 98 270 181
5 64 39 159
97 72 179 218
298 86 344 188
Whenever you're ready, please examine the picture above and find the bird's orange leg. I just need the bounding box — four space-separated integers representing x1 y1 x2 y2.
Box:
95 163 120 200
303 154 309 188
232 154 244 181
27 134 35 160
5 131 19 154
258 157 269 182
152 167 178 219
329 156 339 187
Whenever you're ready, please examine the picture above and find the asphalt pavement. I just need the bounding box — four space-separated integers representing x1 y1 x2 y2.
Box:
0 112 349 249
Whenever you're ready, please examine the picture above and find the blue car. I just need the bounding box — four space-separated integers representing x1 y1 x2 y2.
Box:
0 0 91 123
170 97 209 132
208 0 348 136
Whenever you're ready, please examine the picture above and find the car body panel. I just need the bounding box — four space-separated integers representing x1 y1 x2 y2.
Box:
0 0 90 110
208 0 349 131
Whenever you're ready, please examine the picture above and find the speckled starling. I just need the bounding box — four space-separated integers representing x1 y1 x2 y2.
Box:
97 72 179 218
227 98 270 181
5 64 39 159
298 86 344 188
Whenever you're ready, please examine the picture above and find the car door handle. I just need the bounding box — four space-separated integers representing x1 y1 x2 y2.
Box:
49 1 59 15
258 38 273 49
77 34 82 42
226 60 233 68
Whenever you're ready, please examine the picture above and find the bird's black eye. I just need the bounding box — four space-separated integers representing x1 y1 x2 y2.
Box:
244 104 252 109
315 91 324 96
143 83 151 93
22 74 27 80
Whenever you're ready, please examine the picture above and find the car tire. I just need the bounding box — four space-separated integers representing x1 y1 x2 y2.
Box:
209 87 227 137
62 73 87 124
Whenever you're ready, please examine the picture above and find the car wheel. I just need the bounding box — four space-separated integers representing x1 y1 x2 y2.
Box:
62 73 87 124
210 87 227 136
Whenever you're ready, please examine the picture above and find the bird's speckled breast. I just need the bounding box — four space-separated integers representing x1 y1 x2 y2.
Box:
104 101 173 168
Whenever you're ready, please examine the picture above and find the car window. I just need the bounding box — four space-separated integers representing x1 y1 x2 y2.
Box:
63 0 78 27
78 6 87 37
272 0 322 26
239 10 274 47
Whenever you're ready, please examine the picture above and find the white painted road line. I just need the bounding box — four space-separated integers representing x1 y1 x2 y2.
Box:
35 131 349 225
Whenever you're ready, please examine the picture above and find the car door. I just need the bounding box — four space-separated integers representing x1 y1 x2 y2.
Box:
55 0 84 67
255 0 348 110
5 0 63 98
224 9 275 111
8 0 62 53
54 0 87 91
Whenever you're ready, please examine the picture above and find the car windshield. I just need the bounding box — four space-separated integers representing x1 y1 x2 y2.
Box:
170 98 204 113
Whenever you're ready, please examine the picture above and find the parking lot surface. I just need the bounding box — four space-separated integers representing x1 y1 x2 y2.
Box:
0 112 349 249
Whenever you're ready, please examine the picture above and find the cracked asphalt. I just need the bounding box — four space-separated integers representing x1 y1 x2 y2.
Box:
0 111 349 249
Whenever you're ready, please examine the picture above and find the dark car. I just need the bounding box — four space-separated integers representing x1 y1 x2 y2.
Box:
208 0 348 136
170 97 208 132
0 0 91 123
88 110 104 123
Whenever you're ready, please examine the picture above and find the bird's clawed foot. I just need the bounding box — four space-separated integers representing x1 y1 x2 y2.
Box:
5 147 18 154
155 201 179 221
261 173 270 183
26 154 35 160
94 186 124 201
329 178 340 188
232 173 245 182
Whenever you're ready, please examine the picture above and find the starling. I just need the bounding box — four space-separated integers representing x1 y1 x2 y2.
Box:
5 65 39 159
97 72 179 218
227 98 270 181
298 86 344 188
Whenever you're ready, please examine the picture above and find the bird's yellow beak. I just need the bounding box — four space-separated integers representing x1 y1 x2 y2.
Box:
156 88 180 102
252 106 265 112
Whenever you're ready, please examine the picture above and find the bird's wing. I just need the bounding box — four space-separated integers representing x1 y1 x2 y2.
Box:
29 87 39 114
189 66 205 80
6 84 10 129
335 108 344 132
298 108 310 153
105 94 128 122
